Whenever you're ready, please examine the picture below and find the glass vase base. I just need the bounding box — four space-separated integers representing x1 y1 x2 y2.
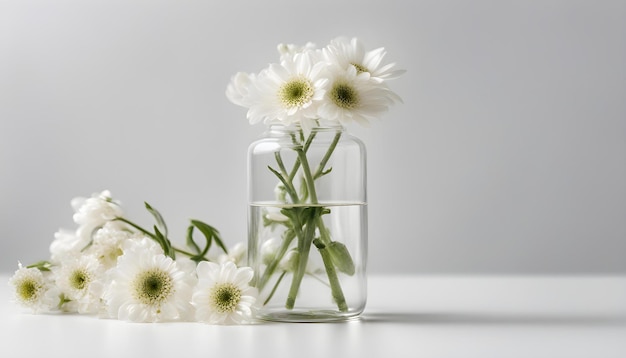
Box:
256 309 363 323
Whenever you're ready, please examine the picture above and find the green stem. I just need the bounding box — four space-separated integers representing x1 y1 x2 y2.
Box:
313 131 342 179
313 239 348 312
268 165 299 204
258 229 296 291
263 270 287 306
296 149 318 204
316 216 332 245
288 131 316 182
286 208 319 309
274 152 300 204
308 272 331 288
114 217 156 239
114 217 204 261
174 247 201 258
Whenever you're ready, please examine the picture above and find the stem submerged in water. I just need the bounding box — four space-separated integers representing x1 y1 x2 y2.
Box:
286 207 320 309
261 127 349 312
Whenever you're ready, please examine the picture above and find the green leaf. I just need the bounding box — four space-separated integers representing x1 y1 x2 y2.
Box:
145 202 168 238
26 260 52 272
280 207 295 219
154 225 175 259
267 165 289 189
327 241 355 276
298 175 309 202
190 219 228 254
186 225 202 255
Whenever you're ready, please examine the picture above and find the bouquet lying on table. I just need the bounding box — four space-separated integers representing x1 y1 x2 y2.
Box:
9 190 257 324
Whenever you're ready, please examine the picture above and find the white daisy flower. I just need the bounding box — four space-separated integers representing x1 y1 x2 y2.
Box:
226 72 257 108
323 37 405 83
71 190 124 244
88 222 148 269
72 190 123 226
102 238 195 322
260 238 281 265
49 228 83 263
246 51 328 133
277 42 317 61
216 242 247 267
318 65 401 127
265 208 290 223
192 261 258 325
53 254 104 314
274 182 287 203
8 263 55 313
279 249 322 274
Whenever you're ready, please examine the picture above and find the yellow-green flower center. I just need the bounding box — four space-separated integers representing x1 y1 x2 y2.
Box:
69 269 91 291
351 63 368 74
17 278 41 302
133 269 173 305
100 247 124 267
279 78 314 108
210 283 242 313
330 81 360 109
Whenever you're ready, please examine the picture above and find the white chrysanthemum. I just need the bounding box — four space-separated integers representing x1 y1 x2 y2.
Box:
49 228 83 263
72 190 123 226
246 51 328 133
264 207 290 223
226 72 257 108
277 42 317 61
192 261 258 325
53 254 104 314
71 190 124 243
318 65 401 127
72 190 124 244
216 243 247 267
323 37 405 83
88 222 147 269
279 249 323 275
260 238 281 265
274 182 288 203
8 263 56 313
102 238 194 322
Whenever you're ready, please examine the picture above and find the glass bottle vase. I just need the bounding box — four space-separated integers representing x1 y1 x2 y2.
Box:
247 124 367 322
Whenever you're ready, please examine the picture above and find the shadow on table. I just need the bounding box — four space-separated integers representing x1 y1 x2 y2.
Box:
360 312 626 327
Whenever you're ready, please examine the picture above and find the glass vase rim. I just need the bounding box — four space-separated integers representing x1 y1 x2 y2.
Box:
267 122 345 132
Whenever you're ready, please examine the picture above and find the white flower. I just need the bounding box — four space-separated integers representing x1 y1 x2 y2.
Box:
192 261 258 325
318 65 401 126
216 242 247 267
323 37 405 83
72 190 123 225
277 42 317 61
226 37 404 128
49 228 83 263
226 72 257 108
264 207 290 223
88 222 146 269
102 238 195 322
274 182 288 203
279 249 323 274
53 254 104 314
260 238 281 265
72 190 124 244
245 51 328 133
8 263 55 313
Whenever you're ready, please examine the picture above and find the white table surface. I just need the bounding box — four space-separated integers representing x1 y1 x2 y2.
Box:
2 274 626 358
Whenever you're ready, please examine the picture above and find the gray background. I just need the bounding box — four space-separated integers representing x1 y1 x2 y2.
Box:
1 0 625 274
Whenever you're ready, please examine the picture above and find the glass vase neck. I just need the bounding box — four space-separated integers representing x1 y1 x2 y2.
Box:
268 122 345 134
